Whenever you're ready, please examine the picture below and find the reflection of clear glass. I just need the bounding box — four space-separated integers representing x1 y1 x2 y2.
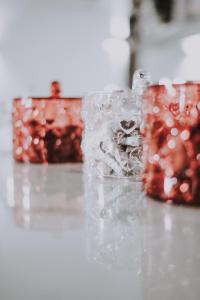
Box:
12 82 83 163
143 83 200 205
6 163 84 232
85 176 144 221
84 176 145 270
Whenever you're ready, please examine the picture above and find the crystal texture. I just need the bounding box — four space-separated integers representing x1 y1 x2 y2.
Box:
143 82 200 205
82 70 149 179
13 82 83 163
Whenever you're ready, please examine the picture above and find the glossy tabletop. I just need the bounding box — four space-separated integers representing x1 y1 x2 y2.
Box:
0 151 200 300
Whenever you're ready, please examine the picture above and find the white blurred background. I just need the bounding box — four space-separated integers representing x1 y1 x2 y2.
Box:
0 0 200 152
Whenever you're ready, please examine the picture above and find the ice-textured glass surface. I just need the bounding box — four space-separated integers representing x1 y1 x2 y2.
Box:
82 70 150 179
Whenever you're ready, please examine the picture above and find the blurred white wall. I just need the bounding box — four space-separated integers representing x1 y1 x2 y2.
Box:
0 0 130 152
0 0 110 99
137 0 200 82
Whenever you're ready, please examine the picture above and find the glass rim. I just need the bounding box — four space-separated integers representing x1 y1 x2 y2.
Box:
147 81 200 90
13 96 82 102
85 89 129 96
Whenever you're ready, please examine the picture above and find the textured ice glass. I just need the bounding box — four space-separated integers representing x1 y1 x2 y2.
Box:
143 82 200 205
82 70 150 179
13 82 83 163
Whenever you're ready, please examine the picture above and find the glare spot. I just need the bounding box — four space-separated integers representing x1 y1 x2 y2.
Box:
196 153 200 160
159 77 172 86
173 78 186 84
164 177 174 194
23 143 29 150
24 136 32 149
166 170 174 178
22 185 30 210
168 139 176 149
185 168 193 177
180 130 190 141
21 98 32 108
15 120 22 128
32 109 39 117
171 177 178 185
164 214 172 231
166 199 173 204
171 128 178 136
180 183 189 193
153 106 160 113
33 138 39 145
56 139 61 146
148 157 154 164
191 107 198 118
27 136 32 145
16 147 22 155
179 86 186 112
153 154 160 161
6 177 14 207
159 78 176 96
166 118 174 127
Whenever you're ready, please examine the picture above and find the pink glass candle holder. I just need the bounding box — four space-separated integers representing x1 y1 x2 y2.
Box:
13 81 83 163
143 82 200 205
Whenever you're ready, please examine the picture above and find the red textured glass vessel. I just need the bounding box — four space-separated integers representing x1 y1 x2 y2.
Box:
13 81 83 163
143 82 200 205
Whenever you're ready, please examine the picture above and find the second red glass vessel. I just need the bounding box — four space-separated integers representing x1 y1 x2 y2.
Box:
13 82 83 163
143 82 200 205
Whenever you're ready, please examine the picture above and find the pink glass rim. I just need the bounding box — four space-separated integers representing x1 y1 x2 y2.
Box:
146 81 200 91
13 97 82 102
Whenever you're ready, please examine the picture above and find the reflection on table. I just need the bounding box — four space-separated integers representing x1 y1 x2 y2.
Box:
3 159 200 300
6 162 84 232
84 175 200 299
143 200 200 300
84 176 145 270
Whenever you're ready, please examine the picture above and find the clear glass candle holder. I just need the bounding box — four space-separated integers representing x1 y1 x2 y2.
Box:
13 81 83 163
143 82 200 205
82 89 143 179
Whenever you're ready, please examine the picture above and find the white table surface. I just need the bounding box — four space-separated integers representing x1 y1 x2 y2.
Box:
0 151 200 300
